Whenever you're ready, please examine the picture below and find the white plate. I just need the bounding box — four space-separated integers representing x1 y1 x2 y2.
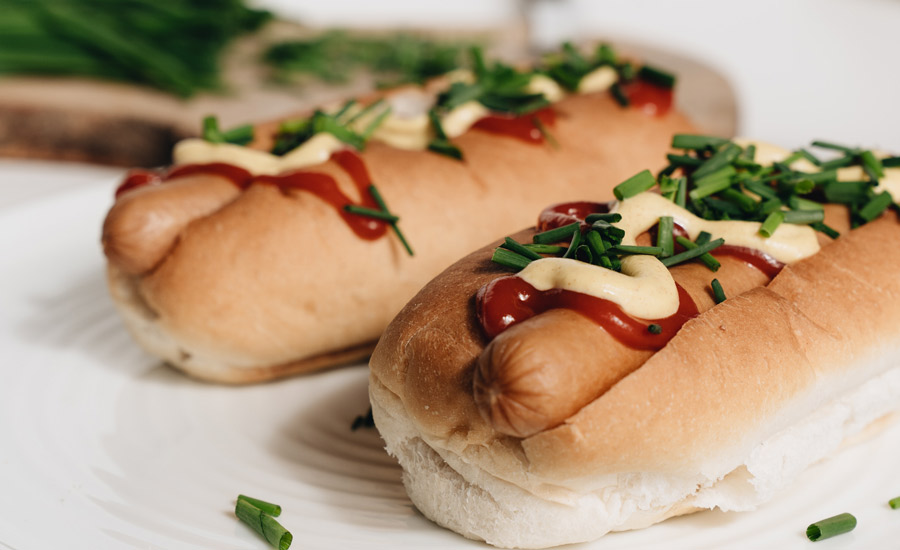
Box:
1 179 899 550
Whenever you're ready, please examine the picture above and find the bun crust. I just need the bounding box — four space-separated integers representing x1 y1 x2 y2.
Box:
368 214 900 547
105 91 694 383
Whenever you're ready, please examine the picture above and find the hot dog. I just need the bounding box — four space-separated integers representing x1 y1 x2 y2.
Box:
368 136 900 548
101 44 696 383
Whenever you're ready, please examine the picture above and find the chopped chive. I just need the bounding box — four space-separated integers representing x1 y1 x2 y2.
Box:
823 180 869 203
695 231 712 245
704 197 742 217
638 65 676 88
666 153 703 168
675 176 687 208
759 210 784 237
611 245 663 256
671 134 730 150
758 197 783 216
711 279 726 304
368 184 413 256
502 237 543 261
806 513 856 542
860 150 885 180
533 221 580 244
591 220 625 243
584 230 607 259
562 229 584 259
238 495 282 517
345 98 386 125
694 165 737 187
660 238 724 268
720 188 758 212
740 143 757 161
889 496 900 509
818 154 855 171
689 176 732 201
811 222 840 239
575 244 593 263
657 216 674 257
428 138 463 160
798 169 838 183
492 247 533 270
675 236 720 271
613 170 656 200
783 209 825 224
202 115 225 143
599 255 613 269
585 212 622 223
692 143 742 180
811 140 858 154
343 205 399 223
858 191 894 222
647 323 662 334
883 157 900 168
788 195 824 211
221 124 254 146
610 82 629 106
532 117 559 148
797 148 821 166
235 499 293 550
523 243 566 254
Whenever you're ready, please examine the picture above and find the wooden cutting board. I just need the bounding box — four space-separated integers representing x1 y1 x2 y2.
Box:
0 27 736 167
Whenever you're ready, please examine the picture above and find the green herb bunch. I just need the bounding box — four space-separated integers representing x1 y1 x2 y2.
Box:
264 30 472 89
492 135 899 274
270 99 391 155
1 0 271 96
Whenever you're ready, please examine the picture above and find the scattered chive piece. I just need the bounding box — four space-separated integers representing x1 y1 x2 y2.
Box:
783 209 825 225
671 134 729 150
858 191 894 222
811 222 840 239
797 148 821 166
563 229 584 259
788 195 824 211
368 184 413 256
523 243 566 254
666 153 703 168
823 180 869 204
689 176 732 201
613 170 656 200
647 323 662 334
202 115 225 143
333 99 357 120
759 210 784 237
720 188 757 212
637 65 676 89
361 106 393 140
350 407 375 430
532 117 559 148
675 236 720 271
692 143 742 181
237 495 282 517
695 231 712 246
502 237 543 261
860 150 885 180
660 238 724 268
889 496 900 509
611 245 663 256
575 244 593 263
711 279 726 304
818 154 855 171
235 499 293 550
657 216 674 258
492 248 533 270
883 157 900 168
585 213 623 223
221 124 254 146
674 176 687 208
610 82 629 106
805 513 857 542
533 221 580 245
811 140 857 154
343 205 399 223
584 230 607 260
742 179 779 201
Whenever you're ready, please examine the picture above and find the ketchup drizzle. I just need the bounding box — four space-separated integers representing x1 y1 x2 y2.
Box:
471 107 557 144
621 80 673 117
476 276 699 350
113 150 388 240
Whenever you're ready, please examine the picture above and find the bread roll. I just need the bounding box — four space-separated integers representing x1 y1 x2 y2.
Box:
103 67 695 383
369 183 900 547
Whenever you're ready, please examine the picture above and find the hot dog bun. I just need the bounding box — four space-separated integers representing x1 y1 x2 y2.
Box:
103 74 695 383
368 200 900 547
